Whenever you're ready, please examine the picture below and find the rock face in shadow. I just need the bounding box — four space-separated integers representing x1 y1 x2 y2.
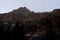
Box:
0 7 60 40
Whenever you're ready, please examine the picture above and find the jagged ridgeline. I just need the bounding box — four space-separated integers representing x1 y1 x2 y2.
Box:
0 7 60 40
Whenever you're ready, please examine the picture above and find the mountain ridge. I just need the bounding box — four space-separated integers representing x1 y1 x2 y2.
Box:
0 7 60 40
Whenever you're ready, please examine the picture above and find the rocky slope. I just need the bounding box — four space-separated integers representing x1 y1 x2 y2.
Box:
0 7 60 40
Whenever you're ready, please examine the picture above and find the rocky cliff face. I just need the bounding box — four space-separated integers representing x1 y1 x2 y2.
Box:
0 7 60 40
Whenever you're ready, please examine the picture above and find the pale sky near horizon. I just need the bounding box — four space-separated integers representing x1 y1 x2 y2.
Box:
0 0 60 13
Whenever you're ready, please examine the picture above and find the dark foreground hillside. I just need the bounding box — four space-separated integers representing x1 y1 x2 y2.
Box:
0 7 60 40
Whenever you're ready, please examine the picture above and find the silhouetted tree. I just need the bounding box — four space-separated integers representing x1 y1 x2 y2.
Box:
12 22 23 40
45 18 54 40
0 21 4 32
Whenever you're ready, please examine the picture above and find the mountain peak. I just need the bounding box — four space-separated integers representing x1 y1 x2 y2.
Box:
17 7 31 13
10 7 31 14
